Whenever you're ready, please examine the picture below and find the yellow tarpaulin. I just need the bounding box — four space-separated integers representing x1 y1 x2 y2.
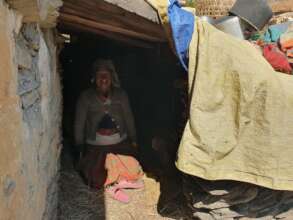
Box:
177 20 293 191
149 0 293 191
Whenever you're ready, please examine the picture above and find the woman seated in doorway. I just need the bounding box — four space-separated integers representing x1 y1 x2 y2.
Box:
74 59 144 203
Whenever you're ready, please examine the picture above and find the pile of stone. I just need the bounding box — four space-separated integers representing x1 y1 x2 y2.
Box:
183 176 293 219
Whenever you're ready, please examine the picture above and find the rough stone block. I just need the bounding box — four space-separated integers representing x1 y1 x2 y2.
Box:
22 23 40 50
39 0 63 28
42 175 59 220
16 35 32 69
7 0 62 27
21 90 40 109
18 69 40 95
23 102 42 128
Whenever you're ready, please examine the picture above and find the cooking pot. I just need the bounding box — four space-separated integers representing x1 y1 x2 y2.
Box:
229 0 273 30
214 16 246 39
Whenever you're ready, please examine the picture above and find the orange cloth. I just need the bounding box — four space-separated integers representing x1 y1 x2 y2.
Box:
281 39 293 53
104 153 143 186
280 29 293 62
78 141 143 188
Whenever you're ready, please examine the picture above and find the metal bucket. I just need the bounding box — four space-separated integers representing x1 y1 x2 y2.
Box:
214 16 245 39
229 0 273 30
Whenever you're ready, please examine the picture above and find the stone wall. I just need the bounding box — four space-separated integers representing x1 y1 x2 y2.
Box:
0 0 62 219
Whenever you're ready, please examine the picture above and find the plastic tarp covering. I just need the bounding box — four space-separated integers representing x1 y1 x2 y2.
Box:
168 0 194 70
147 0 293 191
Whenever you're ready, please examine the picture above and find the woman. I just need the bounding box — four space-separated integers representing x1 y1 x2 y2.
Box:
74 59 144 203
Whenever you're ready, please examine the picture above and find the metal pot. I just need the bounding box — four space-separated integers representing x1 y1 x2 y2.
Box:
229 0 273 30
214 16 245 39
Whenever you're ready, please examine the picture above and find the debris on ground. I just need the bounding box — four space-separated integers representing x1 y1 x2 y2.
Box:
183 176 293 220
58 152 189 220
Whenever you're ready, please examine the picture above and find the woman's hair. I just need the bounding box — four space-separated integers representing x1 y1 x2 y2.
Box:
91 59 120 87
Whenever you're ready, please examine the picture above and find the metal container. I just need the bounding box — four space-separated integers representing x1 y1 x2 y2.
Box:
214 16 245 39
200 16 216 24
229 0 273 30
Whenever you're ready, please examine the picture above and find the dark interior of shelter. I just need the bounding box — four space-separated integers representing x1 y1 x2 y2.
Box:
59 30 188 174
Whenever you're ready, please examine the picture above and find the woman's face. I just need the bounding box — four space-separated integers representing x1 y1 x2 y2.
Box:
95 70 112 94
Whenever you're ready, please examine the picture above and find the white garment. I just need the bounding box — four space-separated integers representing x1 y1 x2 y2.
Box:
87 133 127 146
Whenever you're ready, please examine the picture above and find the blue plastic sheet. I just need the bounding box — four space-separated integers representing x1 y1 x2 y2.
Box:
168 0 195 71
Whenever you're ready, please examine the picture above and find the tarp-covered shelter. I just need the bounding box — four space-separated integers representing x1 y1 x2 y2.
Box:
59 0 293 191
149 0 293 191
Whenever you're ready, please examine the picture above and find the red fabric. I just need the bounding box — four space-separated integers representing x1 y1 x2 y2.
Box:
263 44 292 74
97 129 117 136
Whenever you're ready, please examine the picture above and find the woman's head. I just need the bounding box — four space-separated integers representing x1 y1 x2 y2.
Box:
92 59 120 94
96 69 112 94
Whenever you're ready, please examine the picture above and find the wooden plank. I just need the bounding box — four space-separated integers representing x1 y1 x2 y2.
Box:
63 0 164 36
61 2 166 41
59 13 165 42
58 22 155 49
65 0 156 23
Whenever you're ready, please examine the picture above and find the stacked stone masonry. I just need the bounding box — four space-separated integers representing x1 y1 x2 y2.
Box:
0 0 62 219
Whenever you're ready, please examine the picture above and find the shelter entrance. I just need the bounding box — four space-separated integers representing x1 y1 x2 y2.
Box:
59 32 184 169
57 0 187 169
57 2 188 217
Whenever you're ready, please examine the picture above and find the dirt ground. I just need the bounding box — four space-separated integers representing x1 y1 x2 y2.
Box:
58 150 189 220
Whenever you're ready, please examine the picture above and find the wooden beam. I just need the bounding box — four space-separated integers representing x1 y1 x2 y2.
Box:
59 13 165 42
58 22 155 49
61 1 165 40
65 0 158 25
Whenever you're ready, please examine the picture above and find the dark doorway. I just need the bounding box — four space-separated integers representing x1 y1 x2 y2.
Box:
57 30 188 219
60 32 184 167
